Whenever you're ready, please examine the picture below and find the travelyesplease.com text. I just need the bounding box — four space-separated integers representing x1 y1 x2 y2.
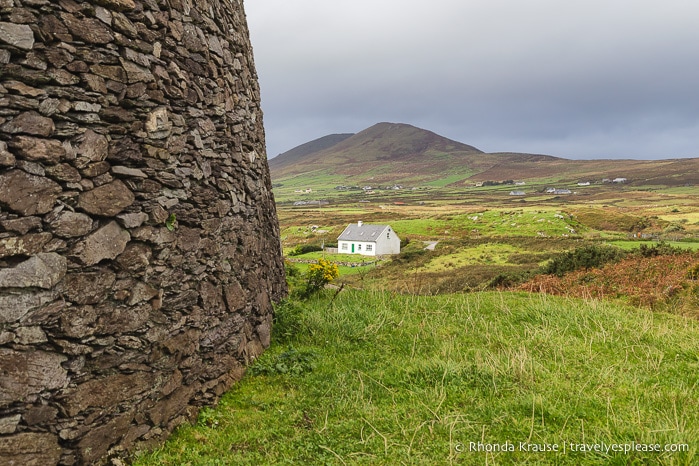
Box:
456 441 689 454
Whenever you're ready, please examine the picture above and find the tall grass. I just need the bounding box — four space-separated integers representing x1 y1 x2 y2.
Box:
134 290 699 465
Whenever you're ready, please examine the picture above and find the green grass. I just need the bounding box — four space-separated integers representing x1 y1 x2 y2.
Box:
444 210 583 238
388 218 452 237
278 206 585 255
423 173 474 188
384 210 583 240
134 290 699 465
418 243 520 271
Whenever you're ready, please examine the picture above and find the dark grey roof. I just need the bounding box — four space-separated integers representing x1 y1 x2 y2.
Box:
337 223 392 242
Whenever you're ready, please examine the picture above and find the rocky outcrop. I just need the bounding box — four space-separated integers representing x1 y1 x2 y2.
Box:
0 0 286 464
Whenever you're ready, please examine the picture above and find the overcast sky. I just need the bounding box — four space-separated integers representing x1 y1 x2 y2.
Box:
245 0 699 160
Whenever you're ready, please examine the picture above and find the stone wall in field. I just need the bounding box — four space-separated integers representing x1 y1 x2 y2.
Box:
0 0 286 464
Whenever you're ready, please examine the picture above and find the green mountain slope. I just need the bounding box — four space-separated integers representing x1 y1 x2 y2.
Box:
268 133 354 170
270 122 492 185
269 122 699 187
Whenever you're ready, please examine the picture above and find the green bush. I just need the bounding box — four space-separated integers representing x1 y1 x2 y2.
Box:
394 248 427 265
542 244 627 276
664 223 686 233
487 270 533 289
636 242 685 258
288 244 323 256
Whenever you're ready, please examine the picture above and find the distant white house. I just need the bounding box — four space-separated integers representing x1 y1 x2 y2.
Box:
546 188 572 195
613 178 627 183
337 221 401 256
509 190 526 196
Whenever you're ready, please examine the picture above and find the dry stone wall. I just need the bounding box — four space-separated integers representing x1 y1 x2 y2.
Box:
0 0 287 464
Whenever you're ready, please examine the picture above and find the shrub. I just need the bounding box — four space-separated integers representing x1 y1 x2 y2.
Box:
488 270 533 289
288 244 324 256
636 242 685 258
664 223 686 233
393 245 428 265
301 258 339 298
521 252 699 310
686 263 699 280
542 244 627 276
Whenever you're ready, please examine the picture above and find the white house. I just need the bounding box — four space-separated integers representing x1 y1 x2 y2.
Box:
546 188 572 195
337 221 400 256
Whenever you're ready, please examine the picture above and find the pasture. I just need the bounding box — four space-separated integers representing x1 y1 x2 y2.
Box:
276 181 699 295
134 179 699 465
135 290 699 465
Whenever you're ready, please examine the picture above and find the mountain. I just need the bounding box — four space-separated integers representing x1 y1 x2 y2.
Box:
270 122 492 184
269 122 699 187
269 133 354 169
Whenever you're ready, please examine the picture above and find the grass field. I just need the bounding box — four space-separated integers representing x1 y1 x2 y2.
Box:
278 195 699 295
134 290 699 465
131 176 699 465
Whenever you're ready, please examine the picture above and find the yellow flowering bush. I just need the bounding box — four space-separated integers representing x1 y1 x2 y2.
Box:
303 258 339 297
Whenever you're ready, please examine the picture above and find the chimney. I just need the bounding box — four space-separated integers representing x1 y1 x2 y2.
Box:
357 221 363 227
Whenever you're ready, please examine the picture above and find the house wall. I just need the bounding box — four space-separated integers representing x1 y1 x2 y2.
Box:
338 240 377 256
374 229 401 255
338 226 400 256
0 1 286 464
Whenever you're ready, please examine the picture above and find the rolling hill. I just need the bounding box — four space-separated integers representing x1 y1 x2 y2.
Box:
269 122 699 187
269 133 354 169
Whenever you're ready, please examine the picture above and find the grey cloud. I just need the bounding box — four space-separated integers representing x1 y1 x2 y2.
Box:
246 0 699 159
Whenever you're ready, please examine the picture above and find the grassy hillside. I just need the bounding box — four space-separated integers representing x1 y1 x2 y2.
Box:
134 290 699 465
269 122 699 196
270 122 487 186
268 133 354 170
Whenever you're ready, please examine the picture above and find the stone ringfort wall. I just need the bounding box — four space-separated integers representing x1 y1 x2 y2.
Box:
0 0 286 464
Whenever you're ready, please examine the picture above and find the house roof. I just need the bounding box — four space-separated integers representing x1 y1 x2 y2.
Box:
337 223 394 242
